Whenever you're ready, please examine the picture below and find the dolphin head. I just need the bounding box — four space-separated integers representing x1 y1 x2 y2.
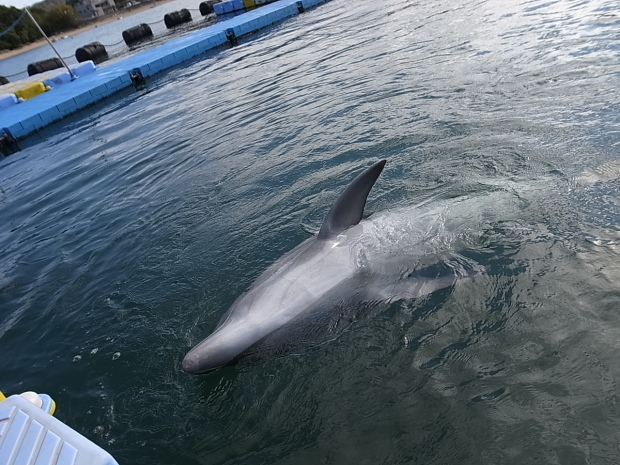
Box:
182 303 261 373
181 245 320 374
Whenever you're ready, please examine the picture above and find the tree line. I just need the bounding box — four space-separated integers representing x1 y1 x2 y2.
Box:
0 4 83 52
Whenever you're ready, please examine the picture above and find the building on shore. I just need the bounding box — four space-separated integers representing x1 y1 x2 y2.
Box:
74 0 117 20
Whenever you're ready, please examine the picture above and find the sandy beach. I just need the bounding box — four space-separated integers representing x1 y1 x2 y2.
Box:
0 0 175 60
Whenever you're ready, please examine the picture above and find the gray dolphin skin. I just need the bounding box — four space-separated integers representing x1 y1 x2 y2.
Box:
182 160 473 374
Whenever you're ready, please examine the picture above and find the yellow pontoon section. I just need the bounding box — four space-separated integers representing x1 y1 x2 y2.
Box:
11 81 49 100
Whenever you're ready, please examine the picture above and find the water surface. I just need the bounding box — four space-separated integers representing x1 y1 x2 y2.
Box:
1 0 619 463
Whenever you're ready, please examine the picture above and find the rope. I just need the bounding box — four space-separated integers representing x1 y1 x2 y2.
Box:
102 38 126 47
4 70 28 79
146 19 165 25
0 10 27 39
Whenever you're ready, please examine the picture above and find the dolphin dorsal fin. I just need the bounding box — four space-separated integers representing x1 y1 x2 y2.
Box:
317 160 386 240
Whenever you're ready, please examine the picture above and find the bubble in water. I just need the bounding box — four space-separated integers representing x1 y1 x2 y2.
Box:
111 352 121 360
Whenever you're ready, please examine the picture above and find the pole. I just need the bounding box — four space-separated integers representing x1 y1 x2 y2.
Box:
24 8 77 80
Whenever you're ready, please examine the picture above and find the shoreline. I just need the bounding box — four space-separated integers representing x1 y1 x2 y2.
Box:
0 0 175 61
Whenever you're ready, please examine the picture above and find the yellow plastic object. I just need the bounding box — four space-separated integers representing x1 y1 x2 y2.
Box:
0 391 56 415
13 81 48 100
243 0 256 8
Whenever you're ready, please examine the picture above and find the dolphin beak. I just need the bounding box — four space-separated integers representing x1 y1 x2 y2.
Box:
181 351 204 374
182 334 245 374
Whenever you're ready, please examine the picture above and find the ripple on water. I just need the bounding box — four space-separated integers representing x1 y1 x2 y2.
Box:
0 0 619 463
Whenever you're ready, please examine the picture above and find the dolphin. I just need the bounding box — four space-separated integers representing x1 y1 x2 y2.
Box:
182 160 476 374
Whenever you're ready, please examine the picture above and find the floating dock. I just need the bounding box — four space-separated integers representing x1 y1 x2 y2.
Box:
0 0 326 144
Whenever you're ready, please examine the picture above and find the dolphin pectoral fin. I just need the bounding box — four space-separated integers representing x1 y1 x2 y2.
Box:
367 263 484 303
318 160 386 240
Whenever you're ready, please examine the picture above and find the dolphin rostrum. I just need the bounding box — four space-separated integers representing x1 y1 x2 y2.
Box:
182 160 475 374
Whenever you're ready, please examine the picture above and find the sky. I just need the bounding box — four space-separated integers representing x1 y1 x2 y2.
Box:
1 0 35 8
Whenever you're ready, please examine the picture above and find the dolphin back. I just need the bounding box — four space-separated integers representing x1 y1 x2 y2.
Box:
317 160 386 240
